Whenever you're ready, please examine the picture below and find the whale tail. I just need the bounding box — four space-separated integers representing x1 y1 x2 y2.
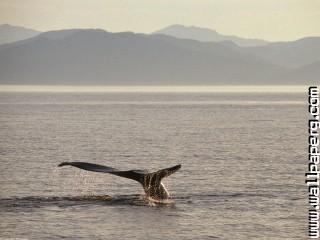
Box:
58 162 181 200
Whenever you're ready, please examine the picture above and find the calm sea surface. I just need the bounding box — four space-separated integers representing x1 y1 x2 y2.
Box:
0 91 307 239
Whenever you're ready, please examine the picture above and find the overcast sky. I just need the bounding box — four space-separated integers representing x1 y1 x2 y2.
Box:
0 0 319 41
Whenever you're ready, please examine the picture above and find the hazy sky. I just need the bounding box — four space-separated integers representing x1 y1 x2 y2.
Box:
0 0 319 41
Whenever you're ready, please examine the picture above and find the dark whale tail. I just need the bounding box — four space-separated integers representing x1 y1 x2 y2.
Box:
58 162 181 200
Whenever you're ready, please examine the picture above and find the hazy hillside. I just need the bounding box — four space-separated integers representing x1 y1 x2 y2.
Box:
0 29 290 85
288 60 320 83
0 28 317 85
246 37 320 68
153 24 268 47
0 24 40 45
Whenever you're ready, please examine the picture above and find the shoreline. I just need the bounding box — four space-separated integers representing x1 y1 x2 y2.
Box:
0 85 309 93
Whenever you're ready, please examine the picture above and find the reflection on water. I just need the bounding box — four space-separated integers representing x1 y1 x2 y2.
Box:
0 192 283 212
0 195 179 210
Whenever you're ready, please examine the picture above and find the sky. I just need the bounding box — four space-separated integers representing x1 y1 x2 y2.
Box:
0 0 319 41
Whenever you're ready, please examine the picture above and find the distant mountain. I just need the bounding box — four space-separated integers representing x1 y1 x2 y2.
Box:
155 25 320 68
246 37 320 68
288 60 320 83
0 29 317 85
153 24 269 47
0 24 40 45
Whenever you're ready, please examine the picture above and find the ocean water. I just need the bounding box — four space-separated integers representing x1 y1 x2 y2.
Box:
0 91 307 239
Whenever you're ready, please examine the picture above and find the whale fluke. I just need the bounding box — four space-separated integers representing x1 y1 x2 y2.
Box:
58 162 181 200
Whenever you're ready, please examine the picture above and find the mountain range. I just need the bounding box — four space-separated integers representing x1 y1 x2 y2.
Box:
0 24 319 85
153 24 268 47
0 24 40 45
